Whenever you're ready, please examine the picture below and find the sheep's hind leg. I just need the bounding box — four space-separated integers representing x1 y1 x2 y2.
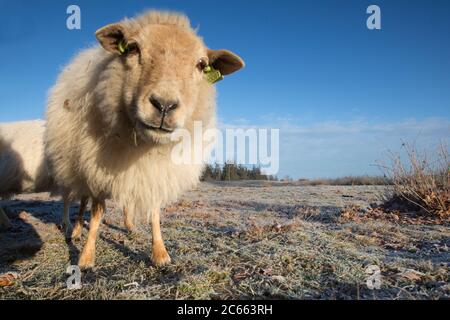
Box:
71 196 89 240
123 206 135 232
62 197 72 239
78 199 105 269
151 207 171 267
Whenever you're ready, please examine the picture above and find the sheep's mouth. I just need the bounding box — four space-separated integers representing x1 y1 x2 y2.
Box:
137 120 174 133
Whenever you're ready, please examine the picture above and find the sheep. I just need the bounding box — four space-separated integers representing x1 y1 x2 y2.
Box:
0 120 134 234
0 120 50 229
45 10 244 268
0 120 81 234
0 120 52 197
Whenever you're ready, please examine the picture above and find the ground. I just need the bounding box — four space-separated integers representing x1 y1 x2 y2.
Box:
0 181 448 299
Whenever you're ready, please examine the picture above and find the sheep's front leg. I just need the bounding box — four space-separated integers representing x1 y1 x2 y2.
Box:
151 207 171 266
123 206 135 232
62 197 72 239
78 199 105 269
71 196 89 240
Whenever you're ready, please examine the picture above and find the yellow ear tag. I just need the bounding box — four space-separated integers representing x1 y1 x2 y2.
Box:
203 65 224 84
118 40 128 55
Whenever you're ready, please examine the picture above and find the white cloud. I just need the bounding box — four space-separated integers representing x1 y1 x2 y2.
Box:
218 117 449 179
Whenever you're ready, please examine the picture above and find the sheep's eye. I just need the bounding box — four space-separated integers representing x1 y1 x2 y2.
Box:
196 58 207 72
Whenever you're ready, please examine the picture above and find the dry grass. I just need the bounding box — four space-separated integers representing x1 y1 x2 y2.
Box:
379 142 449 218
1 183 449 300
297 176 391 186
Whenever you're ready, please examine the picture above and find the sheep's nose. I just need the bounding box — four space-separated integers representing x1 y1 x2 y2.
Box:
150 95 179 113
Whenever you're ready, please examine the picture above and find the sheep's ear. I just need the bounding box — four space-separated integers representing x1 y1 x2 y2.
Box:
207 49 245 75
95 23 139 55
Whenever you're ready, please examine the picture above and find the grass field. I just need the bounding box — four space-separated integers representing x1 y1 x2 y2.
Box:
0 181 448 299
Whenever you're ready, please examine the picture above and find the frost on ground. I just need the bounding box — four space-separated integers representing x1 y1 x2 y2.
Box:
0 181 448 299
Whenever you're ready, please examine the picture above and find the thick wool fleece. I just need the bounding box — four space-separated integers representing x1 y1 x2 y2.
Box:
0 120 52 197
45 11 217 222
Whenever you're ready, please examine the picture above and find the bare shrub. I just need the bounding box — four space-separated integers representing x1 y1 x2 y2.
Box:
379 142 449 218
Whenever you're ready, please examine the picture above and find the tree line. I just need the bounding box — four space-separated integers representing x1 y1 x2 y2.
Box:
201 163 277 181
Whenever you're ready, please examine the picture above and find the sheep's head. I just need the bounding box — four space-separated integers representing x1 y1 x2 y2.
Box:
95 13 244 143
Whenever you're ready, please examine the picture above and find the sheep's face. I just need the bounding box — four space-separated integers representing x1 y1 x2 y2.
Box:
96 21 244 143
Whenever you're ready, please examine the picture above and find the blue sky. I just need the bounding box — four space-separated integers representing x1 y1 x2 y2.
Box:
0 0 449 178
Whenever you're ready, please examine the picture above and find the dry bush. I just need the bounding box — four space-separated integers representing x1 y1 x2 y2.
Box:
380 142 449 218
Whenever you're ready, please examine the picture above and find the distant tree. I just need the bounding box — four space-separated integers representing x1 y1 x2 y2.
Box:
201 164 214 181
213 163 222 181
201 163 270 181
248 165 257 180
237 164 248 180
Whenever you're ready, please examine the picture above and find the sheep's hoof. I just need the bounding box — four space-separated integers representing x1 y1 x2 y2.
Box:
152 245 171 267
78 263 95 271
78 254 95 269
125 222 135 233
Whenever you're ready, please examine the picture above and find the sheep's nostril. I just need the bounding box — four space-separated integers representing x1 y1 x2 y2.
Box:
150 96 163 113
150 95 179 113
167 102 179 111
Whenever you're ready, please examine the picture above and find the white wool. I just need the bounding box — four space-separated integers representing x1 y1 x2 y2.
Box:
45 12 217 222
0 120 52 196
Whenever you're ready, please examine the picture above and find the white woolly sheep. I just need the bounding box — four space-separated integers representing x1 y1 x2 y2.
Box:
45 10 244 268
0 121 133 233
0 120 51 197
0 120 51 229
